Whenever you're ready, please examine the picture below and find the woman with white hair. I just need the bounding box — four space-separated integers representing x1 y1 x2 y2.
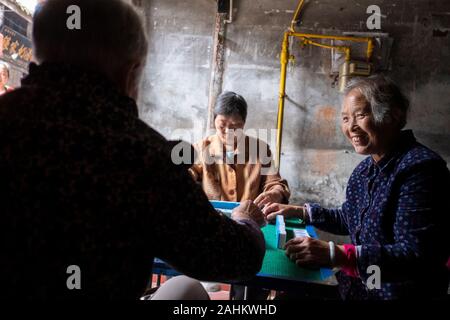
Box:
0 0 266 300
0 62 13 95
264 75 450 300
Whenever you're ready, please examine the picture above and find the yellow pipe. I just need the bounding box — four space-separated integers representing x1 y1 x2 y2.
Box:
291 32 372 44
290 0 306 32
366 38 374 61
275 29 375 170
301 38 351 61
292 32 373 61
287 2 375 62
275 32 290 171
344 47 351 61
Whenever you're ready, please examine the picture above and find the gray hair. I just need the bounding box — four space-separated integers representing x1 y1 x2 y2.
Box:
214 91 248 122
0 62 10 78
344 74 410 129
33 0 148 78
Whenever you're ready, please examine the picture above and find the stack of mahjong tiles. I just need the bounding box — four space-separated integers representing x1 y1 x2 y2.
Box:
275 215 287 249
292 228 310 238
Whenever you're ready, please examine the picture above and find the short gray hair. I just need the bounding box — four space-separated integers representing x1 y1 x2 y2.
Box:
344 74 410 129
33 0 148 77
0 62 10 77
214 91 248 122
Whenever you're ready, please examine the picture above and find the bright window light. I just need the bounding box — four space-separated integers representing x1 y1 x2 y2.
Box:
16 0 38 13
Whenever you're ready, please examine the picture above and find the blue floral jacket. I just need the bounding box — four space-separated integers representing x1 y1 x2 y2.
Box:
308 130 449 300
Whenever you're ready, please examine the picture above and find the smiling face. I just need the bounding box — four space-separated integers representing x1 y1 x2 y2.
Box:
341 89 397 162
214 114 245 147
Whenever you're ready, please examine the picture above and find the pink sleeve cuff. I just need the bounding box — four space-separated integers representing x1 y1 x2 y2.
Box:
341 244 359 278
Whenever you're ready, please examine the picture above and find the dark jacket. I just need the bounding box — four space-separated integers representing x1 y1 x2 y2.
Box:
0 62 265 300
308 130 450 299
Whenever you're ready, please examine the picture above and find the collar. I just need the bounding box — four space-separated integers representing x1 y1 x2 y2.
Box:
361 130 417 176
208 134 248 158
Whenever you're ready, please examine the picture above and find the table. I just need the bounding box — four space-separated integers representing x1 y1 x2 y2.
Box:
152 201 337 298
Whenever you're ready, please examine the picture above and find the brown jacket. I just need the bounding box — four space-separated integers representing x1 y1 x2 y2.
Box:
189 134 290 202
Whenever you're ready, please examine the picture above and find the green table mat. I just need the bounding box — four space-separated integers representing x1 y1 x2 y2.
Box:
210 201 332 282
259 218 325 282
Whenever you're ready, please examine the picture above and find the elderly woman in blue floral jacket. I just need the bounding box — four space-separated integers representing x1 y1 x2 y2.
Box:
264 75 449 300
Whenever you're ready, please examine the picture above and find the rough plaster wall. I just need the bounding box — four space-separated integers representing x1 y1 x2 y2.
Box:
138 0 215 142
138 0 450 208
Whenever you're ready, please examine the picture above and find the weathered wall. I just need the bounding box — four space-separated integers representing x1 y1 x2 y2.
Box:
138 0 215 143
138 0 450 207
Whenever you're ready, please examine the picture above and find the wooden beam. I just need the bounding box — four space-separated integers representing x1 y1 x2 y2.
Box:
206 11 227 131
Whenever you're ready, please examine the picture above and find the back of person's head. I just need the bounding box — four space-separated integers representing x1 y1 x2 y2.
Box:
33 0 148 87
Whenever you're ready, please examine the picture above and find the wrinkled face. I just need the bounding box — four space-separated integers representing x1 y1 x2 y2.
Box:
341 89 392 161
0 66 9 86
214 114 245 146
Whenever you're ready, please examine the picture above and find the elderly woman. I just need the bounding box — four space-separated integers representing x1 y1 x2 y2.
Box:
0 62 13 95
189 91 289 298
189 91 290 207
0 0 266 299
264 75 449 300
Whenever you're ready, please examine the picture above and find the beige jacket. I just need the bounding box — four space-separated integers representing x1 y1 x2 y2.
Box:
189 134 290 202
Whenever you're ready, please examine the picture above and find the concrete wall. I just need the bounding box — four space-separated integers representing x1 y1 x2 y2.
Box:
138 0 450 207
138 0 216 144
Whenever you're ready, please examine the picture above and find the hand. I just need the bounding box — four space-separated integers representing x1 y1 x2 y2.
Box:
284 237 332 269
262 203 304 222
231 200 266 227
254 190 284 208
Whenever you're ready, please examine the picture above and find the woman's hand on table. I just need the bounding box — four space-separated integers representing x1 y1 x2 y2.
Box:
231 200 267 227
262 203 305 222
285 237 330 269
254 190 284 208
285 237 346 269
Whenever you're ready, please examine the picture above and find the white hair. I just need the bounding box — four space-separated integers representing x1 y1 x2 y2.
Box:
344 74 410 129
33 0 148 79
0 61 10 77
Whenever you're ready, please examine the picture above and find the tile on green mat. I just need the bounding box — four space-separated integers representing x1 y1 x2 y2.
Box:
258 219 323 282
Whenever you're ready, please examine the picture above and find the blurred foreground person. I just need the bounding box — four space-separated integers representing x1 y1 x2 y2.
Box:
0 0 265 300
